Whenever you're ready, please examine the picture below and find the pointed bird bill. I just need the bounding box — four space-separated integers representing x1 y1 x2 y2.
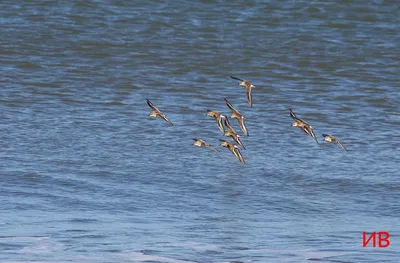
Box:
322 134 348 152
230 76 255 107
146 99 174 125
219 140 245 163
193 138 218 152
224 98 249 136
289 109 318 144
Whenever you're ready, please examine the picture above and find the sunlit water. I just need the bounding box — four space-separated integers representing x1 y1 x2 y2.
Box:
0 1 399 262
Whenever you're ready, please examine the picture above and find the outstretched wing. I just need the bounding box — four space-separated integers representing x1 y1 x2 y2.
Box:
289 109 297 119
246 86 253 107
206 145 218 152
216 115 225 134
160 114 174 126
232 145 245 163
146 99 160 112
238 117 249 136
223 117 235 132
231 134 246 149
336 140 348 152
230 76 245 82
304 125 318 144
224 98 239 114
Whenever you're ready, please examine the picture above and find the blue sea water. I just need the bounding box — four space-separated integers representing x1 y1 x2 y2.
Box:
0 1 399 262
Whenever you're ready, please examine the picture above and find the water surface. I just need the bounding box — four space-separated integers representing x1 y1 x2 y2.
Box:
0 1 399 262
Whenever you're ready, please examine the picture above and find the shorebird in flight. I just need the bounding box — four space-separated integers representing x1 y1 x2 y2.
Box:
322 134 348 152
220 140 245 163
224 117 246 149
146 99 174 125
193 138 218 152
230 76 255 107
289 109 318 144
224 98 249 136
207 110 226 135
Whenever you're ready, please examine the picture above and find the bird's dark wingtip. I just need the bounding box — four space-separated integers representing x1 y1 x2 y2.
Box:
230 76 243 81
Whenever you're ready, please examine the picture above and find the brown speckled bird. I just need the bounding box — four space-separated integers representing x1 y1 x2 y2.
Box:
230 76 255 107
224 98 249 136
146 99 173 125
207 110 226 134
220 140 245 163
193 138 218 152
322 134 347 152
289 109 318 144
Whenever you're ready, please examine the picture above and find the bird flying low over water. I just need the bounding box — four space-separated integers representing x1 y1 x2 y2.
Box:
207 110 226 134
224 118 246 149
220 140 245 163
322 134 348 152
230 76 255 107
193 138 218 152
289 109 318 144
146 99 174 125
224 98 249 136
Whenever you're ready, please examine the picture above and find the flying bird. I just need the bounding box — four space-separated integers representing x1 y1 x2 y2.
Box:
146 99 174 125
289 109 318 144
220 140 245 163
230 76 255 107
224 98 249 136
322 134 348 152
224 118 246 149
193 138 218 152
207 110 226 134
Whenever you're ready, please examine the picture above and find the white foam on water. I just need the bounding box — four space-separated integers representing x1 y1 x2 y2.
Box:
244 247 352 261
120 252 198 263
174 241 222 252
0 236 64 255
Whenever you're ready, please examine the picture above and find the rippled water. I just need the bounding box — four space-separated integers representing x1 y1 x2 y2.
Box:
0 1 399 262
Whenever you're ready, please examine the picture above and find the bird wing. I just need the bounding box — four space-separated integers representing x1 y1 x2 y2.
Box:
230 76 244 82
289 109 297 119
224 117 236 134
246 85 253 107
207 145 218 152
160 113 174 126
146 99 160 112
232 145 245 163
304 125 318 144
238 117 249 136
217 116 225 134
224 98 239 114
336 139 348 152
231 134 245 149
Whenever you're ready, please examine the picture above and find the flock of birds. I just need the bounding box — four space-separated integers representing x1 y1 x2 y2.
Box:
146 76 348 163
